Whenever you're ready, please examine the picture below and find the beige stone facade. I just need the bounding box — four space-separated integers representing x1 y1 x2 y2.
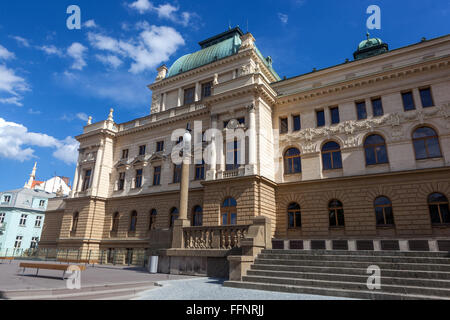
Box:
40 28 450 259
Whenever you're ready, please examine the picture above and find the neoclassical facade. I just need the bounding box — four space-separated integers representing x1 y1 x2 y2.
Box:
40 28 450 259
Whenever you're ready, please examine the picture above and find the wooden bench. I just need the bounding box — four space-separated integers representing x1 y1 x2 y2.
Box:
0 257 14 264
19 263 86 279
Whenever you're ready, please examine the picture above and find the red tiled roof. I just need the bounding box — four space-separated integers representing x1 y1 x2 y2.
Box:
31 181 44 189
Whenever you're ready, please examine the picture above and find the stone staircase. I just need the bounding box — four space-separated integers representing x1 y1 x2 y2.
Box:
224 250 450 300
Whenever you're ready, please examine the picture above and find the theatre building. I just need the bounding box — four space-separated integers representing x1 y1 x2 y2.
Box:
40 28 450 284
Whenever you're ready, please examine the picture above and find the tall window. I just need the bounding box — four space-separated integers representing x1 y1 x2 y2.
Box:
173 164 182 183
0 212 5 223
280 118 288 134
356 101 367 120
170 208 179 228
149 209 157 230
135 169 143 188
184 87 195 104
30 237 39 249
374 197 395 226
221 198 237 225
82 169 92 191
19 214 27 227
364 135 388 165
39 200 45 207
122 149 129 159
156 141 164 152
284 148 302 175
287 203 301 229
412 127 442 160
118 172 126 191
111 212 120 232
153 166 161 186
72 212 79 232
202 82 212 98
329 200 345 227
316 110 325 127
192 206 203 227
226 140 241 171
402 91 416 111
14 236 23 249
371 98 384 117
322 142 343 170
35 216 43 228
195 160 205 181
420 87 434 108
428 193 450 225
330 107 340 125
293 115 301 132
139 145 146 156
129 211 138 232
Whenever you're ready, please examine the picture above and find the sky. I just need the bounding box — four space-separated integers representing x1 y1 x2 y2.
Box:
0 0 449 191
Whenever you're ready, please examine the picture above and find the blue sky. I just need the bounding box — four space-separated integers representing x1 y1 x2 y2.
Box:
0 0 449 191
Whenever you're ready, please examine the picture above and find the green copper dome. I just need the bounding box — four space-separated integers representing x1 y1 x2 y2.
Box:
358 37 384 50
354 33 389 60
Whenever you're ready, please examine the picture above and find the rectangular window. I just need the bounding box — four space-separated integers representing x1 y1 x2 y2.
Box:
39 200 45 207
293 115 301 131
372 98 384 117
118 172 126 191
195 161 205 181
280 118 288 134
330 107 340 125
30 237 39 249
138 145 146 156
0 212 5 223
201 82 212 98
356 101 367 120
420 87 434 108
122 149 129 160
402 91 416 111
156 141 164 152
35 216 42 228
173 165 182 183
19 214 27 227
153 166 161 186
226 140 241 171
82 170 92 191
2 195 11 204
316 110 325 127
14 236 23 249
184 87 195 104
135 169 143 188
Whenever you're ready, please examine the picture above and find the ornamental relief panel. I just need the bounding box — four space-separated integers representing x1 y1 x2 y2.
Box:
279 102 450 154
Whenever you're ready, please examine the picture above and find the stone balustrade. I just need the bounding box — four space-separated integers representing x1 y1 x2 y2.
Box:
183 225 250 250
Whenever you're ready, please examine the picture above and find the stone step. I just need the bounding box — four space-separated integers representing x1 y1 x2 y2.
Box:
251 264 450 280
258 253 450 265
255 258 450 272
241 275 450 297
246 269 450 288
263 249 450 258
224 281 450 300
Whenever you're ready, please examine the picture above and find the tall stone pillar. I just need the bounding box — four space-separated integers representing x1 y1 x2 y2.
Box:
195 82 201 102
206 115 218 181
246 104 257 175
177 88 183 107
161 93 167 112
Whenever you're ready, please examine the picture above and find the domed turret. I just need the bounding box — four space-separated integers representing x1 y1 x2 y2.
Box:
354 32 389 60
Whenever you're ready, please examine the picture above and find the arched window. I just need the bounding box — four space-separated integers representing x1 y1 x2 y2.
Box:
221 198 237 225
192 206 203 227
284 148 302 174
170 208 179 228
322 142 343 170
365 135 388 165
72 212 79 232
329 200 345 227
129 211 138 232
428 193 450 225
374 197 394 226
287 203 301 229
111 212 119 232
413 127 442 160
149 209 157 230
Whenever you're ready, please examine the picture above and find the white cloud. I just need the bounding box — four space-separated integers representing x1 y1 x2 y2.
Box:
0 64 30 106
0 44 15 60
67 42 88 70
96 54 123 69
278 13 289 24
10 36 30 47
38 45 63 56
128 0 195 26
76 113 89 121
0 117 79 164
129 0 153 14
87 25 184 73
28 108 42 115
83 19 98 28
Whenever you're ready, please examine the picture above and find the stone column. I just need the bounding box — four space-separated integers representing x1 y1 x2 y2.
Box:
195 82 201 102
246 104 257 175
206 115 218 181
71 165 81 197
177 88 183 107
91 143 104 195
161 93 167 112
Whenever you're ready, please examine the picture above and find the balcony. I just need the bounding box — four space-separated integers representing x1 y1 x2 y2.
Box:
183 225 250 250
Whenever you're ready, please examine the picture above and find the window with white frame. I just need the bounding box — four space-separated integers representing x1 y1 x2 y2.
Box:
19 214 27 227
30 237 39 249
39 200 45 207
0 212 5 223
35 216 43 228
14 236 23 248
2 195 11 204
